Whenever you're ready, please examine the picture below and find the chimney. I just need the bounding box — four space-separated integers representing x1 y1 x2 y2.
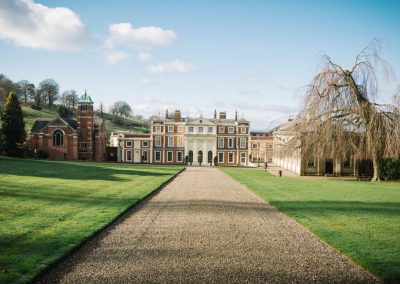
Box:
235 110 238 121
165 109 169 119
214 109 217 119
219 111 226 119
174 110 181 122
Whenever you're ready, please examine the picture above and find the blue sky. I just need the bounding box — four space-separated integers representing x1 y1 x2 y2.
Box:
1 0 399 129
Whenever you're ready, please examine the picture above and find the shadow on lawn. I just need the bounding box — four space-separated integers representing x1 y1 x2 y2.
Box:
0 158 172 181
270 200 400 216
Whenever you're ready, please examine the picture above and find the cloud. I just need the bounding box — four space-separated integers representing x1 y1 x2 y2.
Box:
104 51 130 64
104 23 177 49
138 77 153 85
147 59 196 74
0 0 86 51
137 51 152 61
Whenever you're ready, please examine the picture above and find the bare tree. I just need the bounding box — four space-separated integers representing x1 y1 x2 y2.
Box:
285 41 400 181
38 79 59 106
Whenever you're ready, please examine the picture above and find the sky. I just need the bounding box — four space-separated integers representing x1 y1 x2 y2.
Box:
0 0 399 130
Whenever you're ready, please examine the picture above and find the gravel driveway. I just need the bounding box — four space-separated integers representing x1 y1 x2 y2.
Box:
37 167 379 283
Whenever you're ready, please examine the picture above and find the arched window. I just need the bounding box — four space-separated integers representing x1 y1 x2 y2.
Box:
208 151 212 163
53 130 64 146
188 150 193 163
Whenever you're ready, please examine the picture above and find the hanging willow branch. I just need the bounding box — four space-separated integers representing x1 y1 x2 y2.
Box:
283 40 400 181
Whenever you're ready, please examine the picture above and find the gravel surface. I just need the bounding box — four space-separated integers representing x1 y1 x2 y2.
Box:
36 167 379 284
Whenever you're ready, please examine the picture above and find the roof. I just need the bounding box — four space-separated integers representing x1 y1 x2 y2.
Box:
78 91 94 104
238 117 250 124
31 117 78 133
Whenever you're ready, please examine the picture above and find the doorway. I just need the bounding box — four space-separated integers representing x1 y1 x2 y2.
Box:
198 151 203 165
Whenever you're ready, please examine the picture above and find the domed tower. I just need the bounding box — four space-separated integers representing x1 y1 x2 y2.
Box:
77 91 94 160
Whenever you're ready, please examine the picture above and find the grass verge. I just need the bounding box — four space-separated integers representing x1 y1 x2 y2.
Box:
0 157 182 284
223 168 400 283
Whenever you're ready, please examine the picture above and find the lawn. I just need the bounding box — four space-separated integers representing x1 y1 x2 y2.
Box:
223 168 400 283
0 157 183 284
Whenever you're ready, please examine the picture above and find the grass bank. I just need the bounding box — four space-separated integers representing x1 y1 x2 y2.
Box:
223 168 400 283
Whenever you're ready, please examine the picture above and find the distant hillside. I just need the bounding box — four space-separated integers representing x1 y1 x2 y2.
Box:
21 103 149 135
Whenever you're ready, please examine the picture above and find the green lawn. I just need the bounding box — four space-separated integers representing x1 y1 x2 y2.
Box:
0 157 182 284
223 168 400 283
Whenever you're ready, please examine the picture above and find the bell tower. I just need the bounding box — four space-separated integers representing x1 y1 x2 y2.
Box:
77 90 94 160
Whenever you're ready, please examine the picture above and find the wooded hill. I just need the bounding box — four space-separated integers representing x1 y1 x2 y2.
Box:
21 102 149 135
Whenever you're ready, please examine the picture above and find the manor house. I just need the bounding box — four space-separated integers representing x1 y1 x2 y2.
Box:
110 110 251 166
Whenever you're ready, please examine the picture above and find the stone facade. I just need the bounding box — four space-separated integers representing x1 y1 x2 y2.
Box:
30 92 107 161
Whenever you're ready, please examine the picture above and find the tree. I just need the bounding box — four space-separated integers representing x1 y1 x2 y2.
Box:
32 87 45 107
109 101 132 121
0 74 16 102
57 105 73 119
0 92 25 156
285 41 400 181
38 79 59 106
16 80 31 102
61 90 79 109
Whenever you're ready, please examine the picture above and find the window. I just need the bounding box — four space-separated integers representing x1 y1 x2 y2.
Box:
208 127 213 133
80 105 88 112
168 136 174 147
218 152 224 163
219 126 225 133
208 151 212 163
177 151 183 162
178 126 183 133
198 150 203 163
218 138 224 148
177 136 183 147
189 126 194 133
198 127 203 133
79 142 87 150
228 127 234 133
126 141 132 147
53 130 63 146
344 158 352 168
240 152 246 164
241 127 246 134
307 159 316 168
268 144 273 149
240 138 246 148
228 138 234 148
167 151 173 162
142 141 149 147
155 136 162 147
127 150 132 161
168 126 174 133
252 143 258 149
228 152 234 163
143 150 148 161
155 126 161 133
155 151 161 162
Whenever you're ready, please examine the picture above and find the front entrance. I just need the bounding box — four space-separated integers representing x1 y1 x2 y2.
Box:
198 151 203 165
325 159 334 174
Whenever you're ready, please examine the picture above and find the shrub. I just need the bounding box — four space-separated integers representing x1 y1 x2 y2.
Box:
31 105 42 111
380 159 400 180
37 150 49 159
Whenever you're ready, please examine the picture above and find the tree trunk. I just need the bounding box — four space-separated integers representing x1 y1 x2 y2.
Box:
371 154 381 182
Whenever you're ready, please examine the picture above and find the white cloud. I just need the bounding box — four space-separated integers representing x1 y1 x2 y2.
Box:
0 0 86 51
138 77 153 85
104 23 177 49
147 59 196 74
104 51 130 64
137 51 152 61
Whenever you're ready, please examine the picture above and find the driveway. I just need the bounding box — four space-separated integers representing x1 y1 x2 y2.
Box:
37 167 378 283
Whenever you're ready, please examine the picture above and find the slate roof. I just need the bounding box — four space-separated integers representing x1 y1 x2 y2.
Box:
31 118 78 133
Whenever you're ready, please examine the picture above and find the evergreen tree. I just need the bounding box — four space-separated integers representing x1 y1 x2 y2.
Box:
0 92 25 156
